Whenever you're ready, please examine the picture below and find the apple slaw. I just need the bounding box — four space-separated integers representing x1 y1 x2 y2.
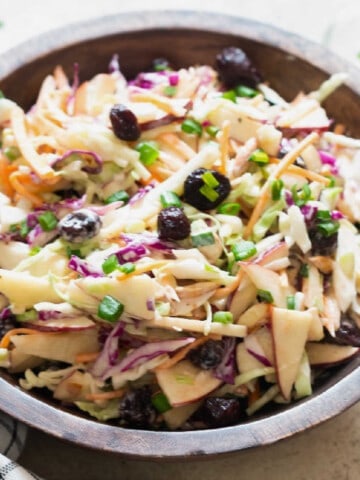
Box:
0 50 359 430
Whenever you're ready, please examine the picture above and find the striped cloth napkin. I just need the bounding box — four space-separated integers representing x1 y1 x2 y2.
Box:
0 412 41 479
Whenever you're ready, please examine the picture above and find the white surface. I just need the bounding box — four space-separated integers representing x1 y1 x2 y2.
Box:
0 0 359 63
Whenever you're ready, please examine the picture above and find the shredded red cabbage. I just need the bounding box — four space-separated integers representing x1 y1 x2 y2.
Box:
121 233 177 252
108 54 120 74
68 256 104 277
27 224 58 247
128 184 155 205
99 337 195 380
52 150 103 175
91 321 125 377
114 244 148 264
318 150 338 175
300 204 318 224
214 337 236 384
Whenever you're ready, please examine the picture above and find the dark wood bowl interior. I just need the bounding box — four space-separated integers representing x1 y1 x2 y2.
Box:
0 11 359 458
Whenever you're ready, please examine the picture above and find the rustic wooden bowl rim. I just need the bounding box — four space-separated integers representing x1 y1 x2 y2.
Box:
0 10 359 459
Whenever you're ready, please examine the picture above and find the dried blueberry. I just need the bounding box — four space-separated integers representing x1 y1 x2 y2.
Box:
188 340 225 370
216 47 262 89
0 312 17 338
184 168 231 211
119 386 156 428
200 397 242 428
59 209 102 243
157 207 191 241
109 104 141 141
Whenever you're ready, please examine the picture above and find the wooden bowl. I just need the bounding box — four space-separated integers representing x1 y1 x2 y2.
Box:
0 11 359 459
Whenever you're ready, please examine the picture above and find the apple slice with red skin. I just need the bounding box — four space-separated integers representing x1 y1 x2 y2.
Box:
271 307 312 400
155 359 222 407
306 342 359 366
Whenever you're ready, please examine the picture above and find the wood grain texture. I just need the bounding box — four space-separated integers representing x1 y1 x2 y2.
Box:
0 10 359 458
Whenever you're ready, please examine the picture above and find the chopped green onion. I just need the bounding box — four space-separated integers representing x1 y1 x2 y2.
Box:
205 125 219 137
118 262 136 274
102 255 119 274
105 190 129 204
163 85 177 97
231 241 257 261
98 295 124 322
217 202 241 216
199 184 219 202
257 289 274 304
135 141 159 166
249 149 269 165
317 220 340 237
0 90 4 99
202 171 219 188
271 179 284 201
154 61 169 72
29 246 41 256
222 90 237 102
66 246 83 259
181 118 202 136
151 392 172 413
287 295 296 310
16 309 37 322
3 146 20 161
235 85 259 98
299 264 309 278
191 231 215 247
316 210 331 220
212 311 233 324
160 191 182 208
38 211 58 231
291 183 311 206
326 176 336 188
10 220 30 238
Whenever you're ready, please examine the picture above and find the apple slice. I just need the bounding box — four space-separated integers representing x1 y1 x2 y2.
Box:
155 360 222 407
229 276 257 319
10 330 99 364
8 349 43 374
241 263 287 308
237 303 269 329
54 370 91 402
271 307 312 400
306 342 359 366
236 342 264 373
28 316 96 332
162 402 201 430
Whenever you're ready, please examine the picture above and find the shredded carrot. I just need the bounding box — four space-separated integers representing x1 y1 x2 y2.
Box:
0 157 16 197
85 389 125 401
248 380 261 405
116 261 167 281
155 335 219 371
243 132 319 239
75 352 100 364
211 269 245 300
9 171 44 207
0 328 39 349
159 133 195 160
218 120 230 175
269 157 331 185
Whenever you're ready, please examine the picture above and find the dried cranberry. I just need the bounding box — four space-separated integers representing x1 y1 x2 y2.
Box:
157 207 190 241
188 340 225 370
59 209 101 243
332 315 360 347
184 168 230 210
200 397 242 428
216 47 262 89
309 228 338 256
110 104 141 141
119 386 156 428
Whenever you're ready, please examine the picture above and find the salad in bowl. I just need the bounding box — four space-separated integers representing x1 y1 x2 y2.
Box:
0 46 359 431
